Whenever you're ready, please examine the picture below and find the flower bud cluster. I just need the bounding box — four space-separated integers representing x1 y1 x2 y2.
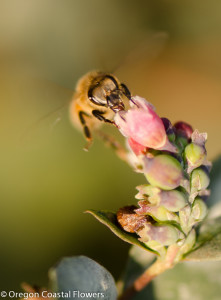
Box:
116 96 211 259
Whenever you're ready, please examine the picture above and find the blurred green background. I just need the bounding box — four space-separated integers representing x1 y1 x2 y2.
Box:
0 0 221 292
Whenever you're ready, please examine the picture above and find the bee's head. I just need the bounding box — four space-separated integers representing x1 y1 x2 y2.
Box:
88 74 130 112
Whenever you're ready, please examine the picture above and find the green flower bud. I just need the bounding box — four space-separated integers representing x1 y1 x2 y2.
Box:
144 155 183 190
185 143 206 172
138 223 179 246
191 167 210 195
185 228 196 250
179 205 192 234
192 197 208 221
175 229 196 262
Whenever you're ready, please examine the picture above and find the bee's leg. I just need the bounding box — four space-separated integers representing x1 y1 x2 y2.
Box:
96 130 129 163
92 110 128 161
92 110 116 125
79 111 92 151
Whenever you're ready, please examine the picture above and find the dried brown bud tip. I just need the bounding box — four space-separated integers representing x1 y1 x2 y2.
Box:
117 205 148 233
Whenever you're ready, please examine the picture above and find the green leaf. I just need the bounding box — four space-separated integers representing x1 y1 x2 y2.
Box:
185 216 221 261
49 256 117 300
86 210 158 255
153 261 221 300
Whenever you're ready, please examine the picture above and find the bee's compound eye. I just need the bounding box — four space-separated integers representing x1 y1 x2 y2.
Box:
102 77 117 92
88 75 119 106
88 85 107 106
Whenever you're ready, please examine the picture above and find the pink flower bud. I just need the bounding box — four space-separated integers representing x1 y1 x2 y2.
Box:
160 189 187 212
115 96 177 152
127 137 147 156
144 155 184 190
138 223 179 246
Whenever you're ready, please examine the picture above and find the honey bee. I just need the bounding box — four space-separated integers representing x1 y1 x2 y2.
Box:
69 70 132 150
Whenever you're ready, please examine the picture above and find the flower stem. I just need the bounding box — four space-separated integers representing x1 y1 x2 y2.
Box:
118 245 180 300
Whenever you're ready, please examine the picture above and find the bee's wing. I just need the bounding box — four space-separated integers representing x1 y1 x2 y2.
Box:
113 31 169 76
20 103 67 143
91 31 168 76
18 78 74 146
